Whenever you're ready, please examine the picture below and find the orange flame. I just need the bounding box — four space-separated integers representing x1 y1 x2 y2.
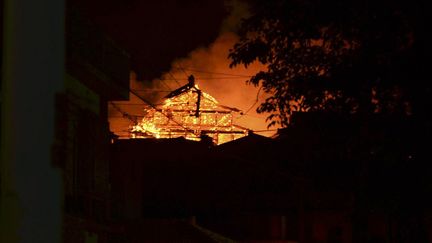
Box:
130 86 248 145
108 1 281 141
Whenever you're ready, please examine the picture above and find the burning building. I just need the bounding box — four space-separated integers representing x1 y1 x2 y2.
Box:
130 75 249 145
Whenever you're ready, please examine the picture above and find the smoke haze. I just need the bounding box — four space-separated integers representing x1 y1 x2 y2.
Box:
108 0 279 138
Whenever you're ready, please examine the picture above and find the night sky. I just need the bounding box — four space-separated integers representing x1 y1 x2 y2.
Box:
0 0 281 135
73 0 276 136
70 0 230 80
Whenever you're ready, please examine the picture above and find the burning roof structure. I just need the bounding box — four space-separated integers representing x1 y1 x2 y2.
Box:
130 75 249 145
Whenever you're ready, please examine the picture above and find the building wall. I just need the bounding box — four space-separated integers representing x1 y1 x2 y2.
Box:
54 70 128 243
55 75 109 213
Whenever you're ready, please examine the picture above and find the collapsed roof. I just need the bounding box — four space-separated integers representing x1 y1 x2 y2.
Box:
131 75 249 145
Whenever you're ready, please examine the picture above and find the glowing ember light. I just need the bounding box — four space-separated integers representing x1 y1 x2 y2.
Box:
131 84 248 145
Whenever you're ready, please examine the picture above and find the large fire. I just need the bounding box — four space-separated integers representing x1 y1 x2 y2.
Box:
130 76 249 145
108 34 279 141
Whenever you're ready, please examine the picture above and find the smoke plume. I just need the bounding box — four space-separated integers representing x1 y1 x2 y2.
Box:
109 0 279 138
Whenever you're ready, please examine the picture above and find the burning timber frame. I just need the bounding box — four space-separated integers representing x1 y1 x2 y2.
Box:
131 76 249 144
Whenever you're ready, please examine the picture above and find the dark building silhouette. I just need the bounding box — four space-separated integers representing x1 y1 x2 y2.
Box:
3 1 430 241
53 9 130 243
110 112 432 243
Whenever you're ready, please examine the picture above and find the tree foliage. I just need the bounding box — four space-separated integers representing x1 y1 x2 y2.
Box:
229 0 430 127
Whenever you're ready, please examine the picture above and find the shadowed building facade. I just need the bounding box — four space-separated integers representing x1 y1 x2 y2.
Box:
55 9 130 243
109 112 432 243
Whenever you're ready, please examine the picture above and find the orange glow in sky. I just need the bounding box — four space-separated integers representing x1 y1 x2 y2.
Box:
108 32 279 140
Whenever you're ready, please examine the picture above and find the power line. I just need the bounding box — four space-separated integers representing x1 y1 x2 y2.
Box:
159 79 173 90
109 103 154 106
172 67 253 78
109 101 138 123
108 77 198 137
132 89 172 92
147 76 250 80
167 71 182 87
252 129 279 133
195 76 250 80
140 62 174 91
109 116 144 118
177 64 190 79
127 89 197 136
111 74 265 137
236 86 263 119
236 113 264 119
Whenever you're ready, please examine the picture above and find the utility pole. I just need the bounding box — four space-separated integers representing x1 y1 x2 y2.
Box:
1 0 64 242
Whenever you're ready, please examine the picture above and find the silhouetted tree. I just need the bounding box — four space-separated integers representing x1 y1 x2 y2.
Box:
230 1 431 242
229 0 430 127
